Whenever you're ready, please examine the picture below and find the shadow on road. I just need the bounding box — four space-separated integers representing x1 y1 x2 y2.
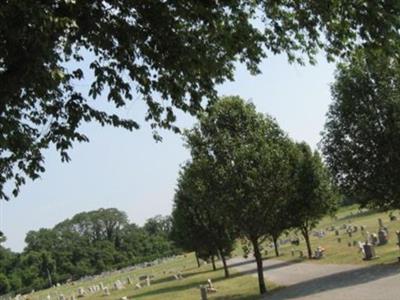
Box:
265 263 400 299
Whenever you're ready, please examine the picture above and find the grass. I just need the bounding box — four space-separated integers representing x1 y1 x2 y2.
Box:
28 253 272 300
261 205 400 265
25 205 400 299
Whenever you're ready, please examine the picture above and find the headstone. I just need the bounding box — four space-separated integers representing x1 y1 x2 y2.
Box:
378 218 384 228
314 246 325 259
390 215 397 221
348 242 352 247
58 294 65 300
127 277 133 285
77 288 85 298
348 231 352 238
378 229 388 245
206 279 217 293
99 282 105 290
113 280 123 290
337 237 341 243
396 231 400 246
135 282 142 289
121 297 128 300
335 230 339 236
353 240 358 247
103 287 110 296
200 285 208 300
363 243 377 260
371 233 379 246
353 226 358 232
361 225 365 231
146 276 151 287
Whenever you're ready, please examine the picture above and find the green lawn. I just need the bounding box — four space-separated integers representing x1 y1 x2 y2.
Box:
262 205 400 265
25 205 400 300
29 253 271 300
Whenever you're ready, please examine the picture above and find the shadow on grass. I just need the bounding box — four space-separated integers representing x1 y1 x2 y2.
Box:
150 268 215 285
267 262 400 299
229 256 304 277
212 293 261 300
338 209 378 221
128 267 249 299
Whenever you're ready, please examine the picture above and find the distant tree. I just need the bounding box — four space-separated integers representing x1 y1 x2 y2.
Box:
2 1 400 200
290 143 338 258
186 96 294 294
144 215 172 237
321 49 400 210
55 208 128 244
0 273 10 295
0 232 5 244
2 208 178 294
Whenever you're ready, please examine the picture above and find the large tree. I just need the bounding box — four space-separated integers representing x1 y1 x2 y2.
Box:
2 1 400 200
171 158 236 277
290 143 338 258
321 49 400 210
186 96 294 294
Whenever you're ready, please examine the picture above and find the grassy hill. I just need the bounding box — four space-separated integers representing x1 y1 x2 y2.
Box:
21 205 400 300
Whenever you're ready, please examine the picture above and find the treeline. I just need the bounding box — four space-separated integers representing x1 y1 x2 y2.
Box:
0 209 178 295
170 97 339 295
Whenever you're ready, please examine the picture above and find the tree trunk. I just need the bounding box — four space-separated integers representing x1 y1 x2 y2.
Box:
219 249 230 278
273 235 280 257
251 238 267 294
211 255 216 271
302 227 312 259
195 251 201 268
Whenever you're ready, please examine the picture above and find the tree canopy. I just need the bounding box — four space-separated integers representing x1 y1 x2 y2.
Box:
0 208 178 295
172 157 236 277
2 1 400 199
321 49 400 210
289 142 338 258
182 96 295 294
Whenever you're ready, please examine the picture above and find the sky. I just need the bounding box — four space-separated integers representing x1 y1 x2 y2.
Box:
0 52 335 252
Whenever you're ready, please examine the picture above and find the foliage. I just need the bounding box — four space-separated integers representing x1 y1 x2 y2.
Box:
182 96 294 294
0 208 178 295
171 158 236 277
2 1 400 199
289 143 338 258
0 273 10 295
321 49 400 210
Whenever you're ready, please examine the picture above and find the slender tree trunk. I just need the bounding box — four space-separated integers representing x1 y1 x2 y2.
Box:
273 235 280 257
219 249 230 278
301 227 312 259
195 251 201 268
211 255 216 271
251 238 267 294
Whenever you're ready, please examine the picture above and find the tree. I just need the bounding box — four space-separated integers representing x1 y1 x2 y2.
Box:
2 208 179 295
144 215 172 237
2 1 400 200
321 49 400 210
289 143 338 258
172 158 236 278
186 96 294 294
0 273 10 295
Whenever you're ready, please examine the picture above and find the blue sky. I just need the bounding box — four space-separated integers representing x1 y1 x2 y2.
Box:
0 53 335 252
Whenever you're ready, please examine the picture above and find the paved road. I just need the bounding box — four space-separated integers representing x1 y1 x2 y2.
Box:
229 256 400 299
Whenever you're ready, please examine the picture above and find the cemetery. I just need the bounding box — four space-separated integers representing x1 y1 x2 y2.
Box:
2 2 400 299
6 205 400 300
258 205 400 266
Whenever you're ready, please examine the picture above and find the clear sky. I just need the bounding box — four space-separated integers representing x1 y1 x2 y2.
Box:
0 53 335 252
